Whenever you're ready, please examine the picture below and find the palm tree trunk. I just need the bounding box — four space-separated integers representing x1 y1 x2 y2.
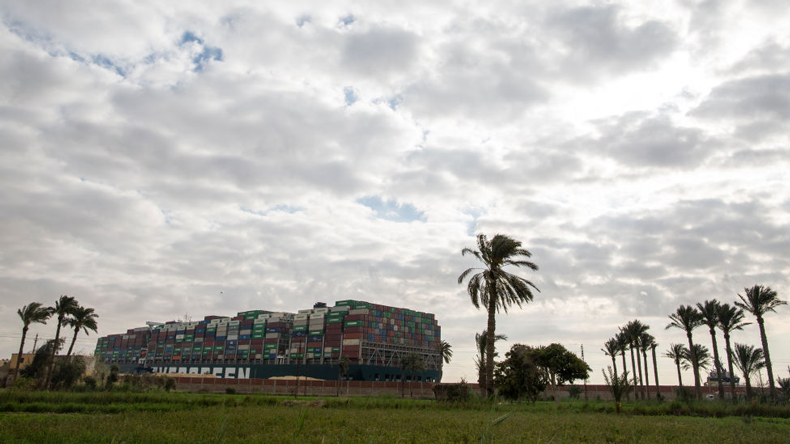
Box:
66 329 79 364
401 367 406 398
708 328 724 400
724 334 737 403
611 356 618 377
686 333 701 400
634 345 645 399
756 316 777 401
485 292 498 398
744 374 752 402
45 319 63 390
675 361 683 387
629 346 638 400
641 350 650 400
13 326 29 383
620 352 627 378
651 347 660 399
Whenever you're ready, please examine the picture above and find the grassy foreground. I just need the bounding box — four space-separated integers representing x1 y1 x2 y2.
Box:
1 391 789 443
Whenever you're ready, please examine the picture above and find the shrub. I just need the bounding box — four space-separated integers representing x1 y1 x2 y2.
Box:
434 379 470 402
225 387 237 395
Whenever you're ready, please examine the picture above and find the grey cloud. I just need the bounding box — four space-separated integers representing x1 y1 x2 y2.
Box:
547 5 678 80
589 113 711 168
728 40 790 75
693 74 790 123
342 26 420 78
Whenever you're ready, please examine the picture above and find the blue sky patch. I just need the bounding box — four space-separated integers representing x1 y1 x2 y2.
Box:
358 196 425 223
344 87 359 106
181 31 204 45
193 46 223 72
339 14 355 27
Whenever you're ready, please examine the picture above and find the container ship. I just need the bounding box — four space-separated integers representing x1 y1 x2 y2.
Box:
94 300 442 382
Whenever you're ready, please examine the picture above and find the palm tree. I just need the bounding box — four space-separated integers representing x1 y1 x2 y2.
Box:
650 341 660 399
667 305 704 399
732 343 765 402
602 367 632 414
664 343 689 388
65 306 99 362
616 332 629 379
622 320 649 399
602 337 620 377
685 343 711 374
717 303 750 402
474 330 507 391
438 340 453 377
639 332 655 399
697 299 725 400
736 285 787 401
458 234 539 397
337 357 350 396
13 303 53 383
401 353 424 398
44 295 79 389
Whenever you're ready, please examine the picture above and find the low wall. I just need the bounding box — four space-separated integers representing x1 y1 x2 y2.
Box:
170 377 747 400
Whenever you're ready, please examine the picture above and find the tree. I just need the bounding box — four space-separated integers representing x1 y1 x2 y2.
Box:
438 340 453 379
458 234 539 397
336 357 350 397
44 295 79 389
732 343 765 402
664 343 689 388
494 344 546 403
684 343 711 374
697 299 725 400
602 337 620 377
666 305 704 399
736 285 786 401
13 302 53 383
401 353 424 398
717 303 750 402
65 306 99 362
21 338 63 386
615 332 629 378
650 341 660 399
474 330 507 390
622 320 649 399
534 343 590 406
639 332 655 400
602 367 632 414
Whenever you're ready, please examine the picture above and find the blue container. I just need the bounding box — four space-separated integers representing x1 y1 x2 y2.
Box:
239 335 251 340
177 330 185 335
266 327 281 333
227 340 237 345
196 328 206 334
269 354 276 359
216 336 227 341
308 335 323 342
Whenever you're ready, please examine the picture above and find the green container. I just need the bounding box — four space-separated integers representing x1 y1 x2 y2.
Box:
344 320 363 327
309 330 324 336
327 318 343 323
293 325 308 332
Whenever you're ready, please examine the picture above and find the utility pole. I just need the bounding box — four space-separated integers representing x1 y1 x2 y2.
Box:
31 334 39 353
581 344 588 401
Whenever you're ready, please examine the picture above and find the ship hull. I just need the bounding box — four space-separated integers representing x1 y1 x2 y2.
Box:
115 361 441 382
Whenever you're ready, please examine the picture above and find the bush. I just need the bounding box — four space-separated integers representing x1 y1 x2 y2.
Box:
568 385 583 399
434 379 470 402
225 387 237 395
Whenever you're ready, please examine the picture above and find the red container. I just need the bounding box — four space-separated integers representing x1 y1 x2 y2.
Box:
344 314 366 321
251 339 264 345
344 332 362 340
307 341 322 347
344 327 362 334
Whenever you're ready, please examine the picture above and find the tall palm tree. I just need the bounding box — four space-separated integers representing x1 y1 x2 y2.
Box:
474 330 507 391
736 285 786 401
622 320 649 399
437 340 452 380
602 337 620 377
664 343 689 387
13 303 53 382
458 234 539 397
697 299 724 400
44 295 79 389
667 305 704 399
639 332 655 399
650 341 660 399
732 343 765 402
616 332 629 378
717 303 750 402
65 306 99 362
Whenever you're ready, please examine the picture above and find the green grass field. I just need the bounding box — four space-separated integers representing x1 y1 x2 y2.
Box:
1 391 789 443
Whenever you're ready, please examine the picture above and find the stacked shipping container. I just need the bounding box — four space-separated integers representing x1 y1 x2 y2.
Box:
95 300 441 379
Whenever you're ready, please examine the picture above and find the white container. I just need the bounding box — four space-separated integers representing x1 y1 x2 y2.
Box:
349 309 370 315
343 339 361 346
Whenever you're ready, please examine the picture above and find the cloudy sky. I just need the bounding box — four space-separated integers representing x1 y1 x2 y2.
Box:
2 0 789 385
